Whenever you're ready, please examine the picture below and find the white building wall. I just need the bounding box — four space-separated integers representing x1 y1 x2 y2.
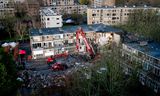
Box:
42 15 62 28
113 33 120 45
44 49 54 56
32 49 44 59
32 36 42 42
40 8 63 28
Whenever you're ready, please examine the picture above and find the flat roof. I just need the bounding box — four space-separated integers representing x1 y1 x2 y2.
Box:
40 8 58 16
29 24 122 36
124 41 160 59
89 6 159 9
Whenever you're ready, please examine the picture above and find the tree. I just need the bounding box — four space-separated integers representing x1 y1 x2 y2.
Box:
0 1 31 40
2 16 16 39
0 63 7 89
0 49 18 96
66 46 128 96
115 0 160 6
15 20 27 40
79 0 89 5
117 9 160 42
71 13 84 24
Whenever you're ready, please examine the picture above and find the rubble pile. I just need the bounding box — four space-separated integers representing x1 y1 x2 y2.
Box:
18 70 67 89
17 54 93 90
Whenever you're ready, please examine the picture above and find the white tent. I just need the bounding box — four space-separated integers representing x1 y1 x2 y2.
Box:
9 42 17 48
2 43 9 47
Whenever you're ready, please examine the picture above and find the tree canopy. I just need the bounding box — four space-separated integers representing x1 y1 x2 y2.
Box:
79 0 90 5
117 9 160 42
0 49 18 96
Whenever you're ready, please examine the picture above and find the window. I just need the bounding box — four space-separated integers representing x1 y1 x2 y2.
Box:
44 43 47 46
56 18 59 20
47 18 50 20
112 13 116 16
153 68 160 76
112 17 116 20
57 23 59 24
92 14 96 16
37 43 41 47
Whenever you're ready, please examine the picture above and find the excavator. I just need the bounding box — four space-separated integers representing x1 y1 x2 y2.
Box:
76 27 96 59
48 27 98 70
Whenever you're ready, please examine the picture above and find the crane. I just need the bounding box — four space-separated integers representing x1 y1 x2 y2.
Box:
76 27 95 59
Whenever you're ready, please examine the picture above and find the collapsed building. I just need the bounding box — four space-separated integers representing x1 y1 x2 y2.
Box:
29 24 122 59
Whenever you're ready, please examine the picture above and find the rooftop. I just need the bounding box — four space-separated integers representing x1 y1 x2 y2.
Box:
30 24 122 36
40 8 58 16
123 34 160 59
89 6 159 9
126 42 160 59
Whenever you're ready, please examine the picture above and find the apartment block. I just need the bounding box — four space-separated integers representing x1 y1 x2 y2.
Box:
29 24 122 59
40 8 62 28
0 0 14 17
42 5 87 15
121 34 160 93
90 0 115 7
87 6 159 25
43 0 75 6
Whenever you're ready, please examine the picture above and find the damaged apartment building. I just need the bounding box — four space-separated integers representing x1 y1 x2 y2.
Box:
29 24 122 59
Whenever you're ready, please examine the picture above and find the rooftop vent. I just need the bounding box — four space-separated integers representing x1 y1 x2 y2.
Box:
39 29 43 35
89 26 93 30
59 28 63 33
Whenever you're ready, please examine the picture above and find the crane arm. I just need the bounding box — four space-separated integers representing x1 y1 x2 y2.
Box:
76 28 95 57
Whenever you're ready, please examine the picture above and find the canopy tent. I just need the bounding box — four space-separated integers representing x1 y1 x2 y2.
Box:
9 42 17 48
19 50 26 55
2 43 9 47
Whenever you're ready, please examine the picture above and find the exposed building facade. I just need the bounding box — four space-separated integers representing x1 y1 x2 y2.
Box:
29 24 121 59
87 6 159 25
40 8 62 28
